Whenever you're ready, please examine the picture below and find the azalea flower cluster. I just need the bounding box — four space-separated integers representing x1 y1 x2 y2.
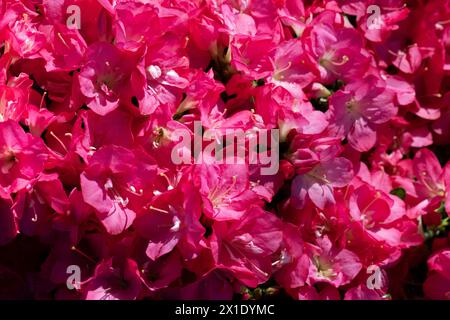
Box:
0 0 449 300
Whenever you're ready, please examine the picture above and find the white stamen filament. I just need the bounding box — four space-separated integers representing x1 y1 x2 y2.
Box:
149 206 170 214
129 185 144 196
104 178 129 207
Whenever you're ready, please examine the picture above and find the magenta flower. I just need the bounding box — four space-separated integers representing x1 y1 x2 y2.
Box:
0 0 448 301
328 75 397 152
291 157 354 209
82 258 142 300
0 73 33 122
412 149 450 214
274 223 309 290
39 24 87 72
306 236 362 287
134 184 205 261
13 173 70 239
209 207 282 287
74 109 134 162
80 145 157 235
270 39 318 93
304 11 370 84
348 184 415 248
78 42 142 115
230 35 275 80
193 162 260 221
0 120 48 193
424 250 450 300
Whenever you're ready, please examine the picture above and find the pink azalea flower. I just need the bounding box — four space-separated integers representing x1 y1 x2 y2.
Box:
193 161 260 221
274 223 309 290
51 188 94 243
74 109 134 162
78 42 143 115
424 250 450 300
348 184 416 248
134 184 204 261
303 10 370 84
140 250 183 291
174 69 224 124
348 0 410 43
0 120 48 194
38 24 87 72
255 84 328 137
12 173 70 238
209 207 282 287
291 157 354 209
230 35 276 80
270 38 317 93
140 38 190 115
80 145 157 235
328 75 397 152
0 73 33 122
42 0 114 44
275 0 306 37
412 149 450 213
83 258 142 300
1 3 46 58
395 148 450 216
306 236 362 287
0 0 448 301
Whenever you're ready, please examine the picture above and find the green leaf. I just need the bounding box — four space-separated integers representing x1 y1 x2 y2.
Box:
390 187 406 200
